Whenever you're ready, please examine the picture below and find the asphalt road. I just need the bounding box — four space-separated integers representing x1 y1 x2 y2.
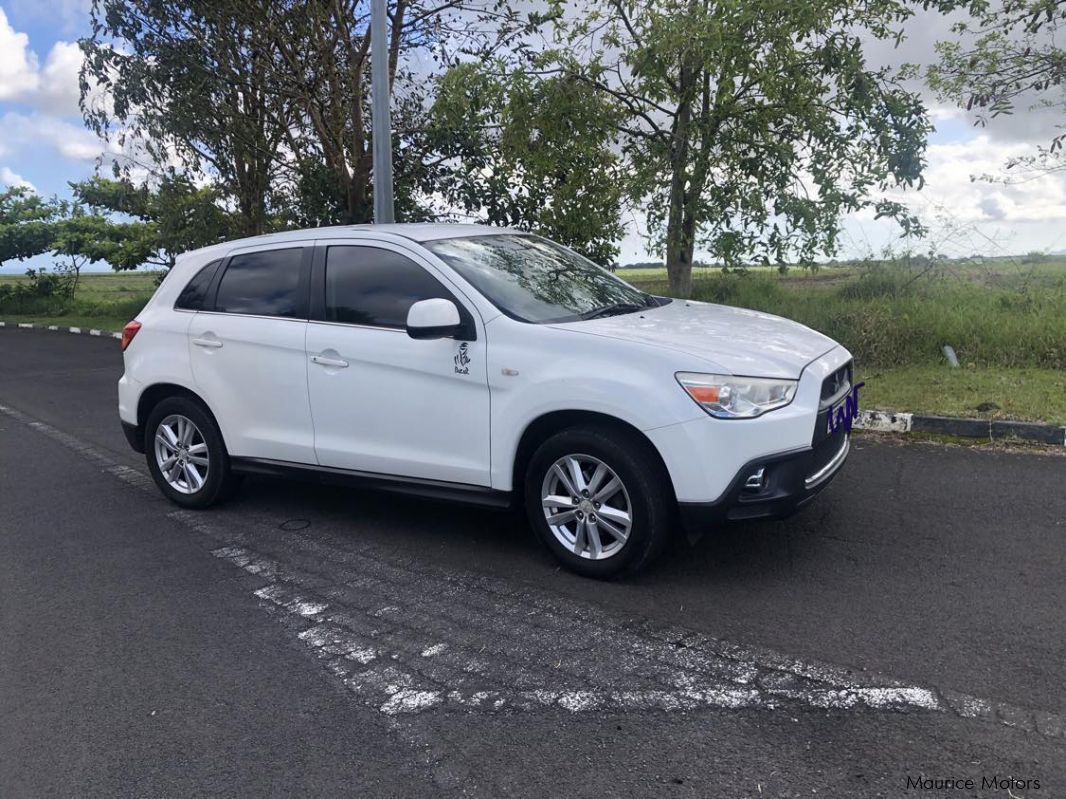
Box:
1 327 1063 798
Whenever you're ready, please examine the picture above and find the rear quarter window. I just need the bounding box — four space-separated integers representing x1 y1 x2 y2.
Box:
174 259 222 311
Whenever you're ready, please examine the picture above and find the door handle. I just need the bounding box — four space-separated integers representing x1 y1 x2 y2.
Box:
311 354 349 368
192 337 223 349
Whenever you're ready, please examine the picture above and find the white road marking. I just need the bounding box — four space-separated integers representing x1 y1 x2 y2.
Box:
2 322 125 340
254 584 328 618
298 625 378 664
1 401 1062 740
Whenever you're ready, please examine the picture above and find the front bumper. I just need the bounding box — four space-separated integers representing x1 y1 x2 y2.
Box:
677 428 849 532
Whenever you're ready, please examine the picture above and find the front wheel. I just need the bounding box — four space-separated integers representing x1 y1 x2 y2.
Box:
145 396 239 509
524 425 673 578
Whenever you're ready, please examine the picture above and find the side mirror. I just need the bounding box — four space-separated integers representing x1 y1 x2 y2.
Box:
406 298 463 340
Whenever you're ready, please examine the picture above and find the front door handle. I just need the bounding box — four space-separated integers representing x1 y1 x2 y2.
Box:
192 337 223 349
311 354 349 368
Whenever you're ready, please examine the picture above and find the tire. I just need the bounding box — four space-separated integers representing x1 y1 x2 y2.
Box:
144 395 239 509
524 424 673 578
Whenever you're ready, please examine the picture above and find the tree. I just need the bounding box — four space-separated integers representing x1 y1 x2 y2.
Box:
259 1 503 225
49 210 117 297
71 176 238 269
922 0 1066 176
428 63 626 264
0 187 61 266
81 1 513 231
545 0 931 296
81 0 290 236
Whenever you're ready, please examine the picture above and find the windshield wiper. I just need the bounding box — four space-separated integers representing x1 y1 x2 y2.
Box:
580 302 648 320
579 302 643 321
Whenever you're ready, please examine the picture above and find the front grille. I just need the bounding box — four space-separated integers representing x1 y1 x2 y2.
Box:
820 361 853 406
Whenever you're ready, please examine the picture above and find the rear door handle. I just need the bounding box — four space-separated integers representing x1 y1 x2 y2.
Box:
192 337 223 349
311 355 349 368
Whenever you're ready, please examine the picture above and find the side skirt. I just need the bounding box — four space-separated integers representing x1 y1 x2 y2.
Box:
229 457 513 510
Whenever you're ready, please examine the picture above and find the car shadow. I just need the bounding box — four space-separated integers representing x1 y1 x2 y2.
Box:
222 473 823 587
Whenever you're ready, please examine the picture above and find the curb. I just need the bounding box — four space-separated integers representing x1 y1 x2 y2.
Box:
0 320 122 341
855 410 1066 446
3 321 1063 446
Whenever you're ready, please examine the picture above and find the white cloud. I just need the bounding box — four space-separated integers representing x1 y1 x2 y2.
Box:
915 136 1066 224
0 165 35 191
0 110 115 163
0 7 38 100
0 8 83 115
37 40 83 116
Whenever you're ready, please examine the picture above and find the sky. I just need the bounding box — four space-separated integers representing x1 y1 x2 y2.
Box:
1 1 1065 269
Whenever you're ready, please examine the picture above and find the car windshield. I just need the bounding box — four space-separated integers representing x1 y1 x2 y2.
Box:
425 234 655 323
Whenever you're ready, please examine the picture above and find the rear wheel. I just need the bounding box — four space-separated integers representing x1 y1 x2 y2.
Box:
524 425 673 578
145 396 239 508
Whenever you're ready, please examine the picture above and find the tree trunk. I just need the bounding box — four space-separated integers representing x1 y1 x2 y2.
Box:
665 65 695 298
340 151 373 224
235 173 266 236
665 207 696 298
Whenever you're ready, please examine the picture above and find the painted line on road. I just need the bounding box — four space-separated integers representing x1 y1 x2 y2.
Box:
0 399 1062 740
0 321 124 340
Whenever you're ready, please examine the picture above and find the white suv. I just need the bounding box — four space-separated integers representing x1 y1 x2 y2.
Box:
119 224 858 577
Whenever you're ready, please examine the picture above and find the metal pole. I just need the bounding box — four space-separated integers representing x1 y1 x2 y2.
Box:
371 0 395 223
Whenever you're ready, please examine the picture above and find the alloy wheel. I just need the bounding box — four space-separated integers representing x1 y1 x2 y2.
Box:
540 454 632 560
154 413 209 495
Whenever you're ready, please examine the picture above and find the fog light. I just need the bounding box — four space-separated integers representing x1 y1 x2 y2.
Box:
743 467 766 491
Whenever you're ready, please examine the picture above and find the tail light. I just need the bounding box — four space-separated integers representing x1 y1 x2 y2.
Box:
121 320 142 352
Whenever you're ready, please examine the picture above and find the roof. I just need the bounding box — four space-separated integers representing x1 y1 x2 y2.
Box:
177 223 518 264
347 223 513 242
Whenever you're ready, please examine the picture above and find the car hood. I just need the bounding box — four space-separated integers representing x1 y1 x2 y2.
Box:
550 299 838 379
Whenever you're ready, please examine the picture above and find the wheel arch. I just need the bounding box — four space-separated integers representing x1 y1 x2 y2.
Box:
510 410 677 507
137 383 227 451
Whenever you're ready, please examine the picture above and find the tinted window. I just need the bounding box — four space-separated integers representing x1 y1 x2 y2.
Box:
325 247 454 328
174 259 221 311
215 248 304 318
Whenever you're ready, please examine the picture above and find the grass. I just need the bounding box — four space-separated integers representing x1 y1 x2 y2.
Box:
625 261 1066 370
0 270 161 300
857 365 1066 426
3 262 1065 425
0 271 158 331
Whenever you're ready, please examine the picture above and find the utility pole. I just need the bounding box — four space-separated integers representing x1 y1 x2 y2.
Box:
371 0 395 223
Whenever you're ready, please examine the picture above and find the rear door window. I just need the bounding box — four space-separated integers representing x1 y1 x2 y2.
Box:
215 248 305 318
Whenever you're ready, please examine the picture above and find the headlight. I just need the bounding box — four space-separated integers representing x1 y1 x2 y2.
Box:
676 372 798 419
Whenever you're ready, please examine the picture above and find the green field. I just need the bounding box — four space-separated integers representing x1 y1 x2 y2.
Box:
3 261 1065 425
0 271 161 333
0 270 161 300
